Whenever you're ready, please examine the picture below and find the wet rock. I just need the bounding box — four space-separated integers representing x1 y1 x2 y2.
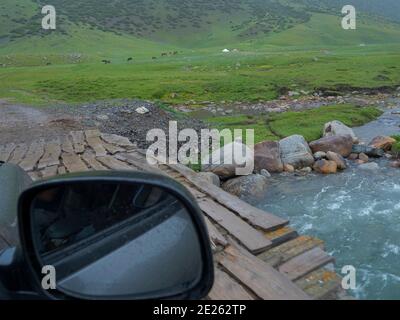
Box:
309 135 353 157
202 140 254 179
326 151 347 170
368 136 396 151
300 167 312 173
279 135 314 169
222 174 268 200
359 153 369 162
260 169 271 178
323 120 358 143
254 141 283 173
283 164 295 173
348 153 358 160
313 160 338 174
198 172 220 186
359 162 379 171
96 114 109 121
352 144 384 157
390 161 400 168
313 151 327 160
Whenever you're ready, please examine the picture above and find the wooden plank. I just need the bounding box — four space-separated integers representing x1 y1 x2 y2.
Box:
61 135 74 153
219 244 310 300
28 171 41 181
204 216 228 247
70 131 86 154
102 141 124 155
100 133 135 148
116 153 166 175
278 247 335 281
264 227 298 247
168 163 288 231
208 269 254 300
258 236 324 268
61 152 89 173
198 198 272 254
19 140 45 171
82 151 107 170
85 130 107 157
41 165 58 178
0 143 16 162
38 139 61 169
96 155 135 170
9 143 28 164
295 268 342 300
58 166 66 175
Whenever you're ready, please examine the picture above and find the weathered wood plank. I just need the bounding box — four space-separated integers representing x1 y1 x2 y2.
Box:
61 152 89 173
41 165 58 178
85 130 107 157
18 139 45 171
116 153 165 175
208 269 254 300
58 166 66 175
168 163 288 231
96 155 135 170
278 247 335 281
61 135 74 153
102 141 124 155
9 143 28 164
198 198 272 254
204 216 228 247
219 244 310 300
70 131 86 154
264 227 298 247
295 268 342 300
0 143 16 162
82 151 107 170
258 235 324 268
100 133 135 148
37 139 61 169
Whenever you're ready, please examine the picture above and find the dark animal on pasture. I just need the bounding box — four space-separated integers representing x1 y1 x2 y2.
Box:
152 57 157 60
173 51 178 55
46 62 52 66
101 60 111 64
127 57 133 62
161 52 168 56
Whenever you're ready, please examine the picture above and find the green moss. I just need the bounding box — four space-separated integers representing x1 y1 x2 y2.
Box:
206 105 382 144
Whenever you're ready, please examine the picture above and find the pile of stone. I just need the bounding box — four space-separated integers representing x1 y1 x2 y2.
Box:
200 120 398 199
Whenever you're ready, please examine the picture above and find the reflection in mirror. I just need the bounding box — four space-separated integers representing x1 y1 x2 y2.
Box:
30 182 203 299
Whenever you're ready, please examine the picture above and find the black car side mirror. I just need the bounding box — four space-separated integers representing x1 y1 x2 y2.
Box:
17 171 214 300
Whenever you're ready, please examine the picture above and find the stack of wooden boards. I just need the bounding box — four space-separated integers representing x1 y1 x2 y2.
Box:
0 130 351 300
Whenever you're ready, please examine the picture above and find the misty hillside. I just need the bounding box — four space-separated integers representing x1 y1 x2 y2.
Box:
1 0 400 50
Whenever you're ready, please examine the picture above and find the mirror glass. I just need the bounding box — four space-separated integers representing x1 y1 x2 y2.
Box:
29 182 203 299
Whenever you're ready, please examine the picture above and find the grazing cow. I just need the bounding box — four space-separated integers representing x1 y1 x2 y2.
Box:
161 52 167 56
127 57 133 62
173 51 178 55
152 56 157 60
101 59 111 64
46 62 52 66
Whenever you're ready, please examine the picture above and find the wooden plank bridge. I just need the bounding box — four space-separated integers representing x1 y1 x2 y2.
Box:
0 130 351 300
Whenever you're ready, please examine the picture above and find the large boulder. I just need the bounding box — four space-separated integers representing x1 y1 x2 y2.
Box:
368 136 396 151
222 174 268 200
326 151 346 170
352 144 384 157
309 134 353 157
313 160 338 174
254 141 283 173
202 140 254 179
323 120 358 143
197 172 220 186
279 135 314 169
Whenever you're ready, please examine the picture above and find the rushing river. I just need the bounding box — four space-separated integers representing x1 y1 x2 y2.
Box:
256 106 400 300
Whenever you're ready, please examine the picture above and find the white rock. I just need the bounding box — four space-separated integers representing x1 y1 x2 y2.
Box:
260 169 271 178
135 106 150 114
323 120 358 143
